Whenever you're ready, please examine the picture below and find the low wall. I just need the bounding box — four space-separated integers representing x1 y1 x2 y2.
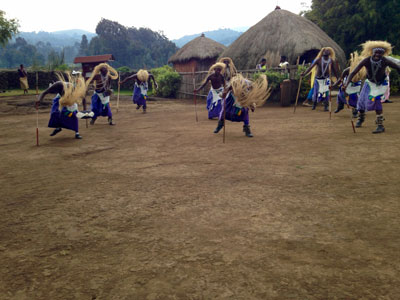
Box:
0 71 146 91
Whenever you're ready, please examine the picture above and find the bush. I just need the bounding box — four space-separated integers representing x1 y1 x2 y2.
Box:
253 70 287 91
295 65 312 101
117 66 130 72
151 65 181 98
390 55 400 94
54 64 70 71
253 67 311 102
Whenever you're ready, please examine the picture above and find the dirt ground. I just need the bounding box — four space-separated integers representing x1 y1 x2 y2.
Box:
1 93 399 300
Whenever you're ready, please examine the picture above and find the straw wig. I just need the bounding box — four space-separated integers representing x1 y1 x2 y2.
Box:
316 47 336 61
230 74 271 109
361 40 392 57
218 57 238 76
137 69 149 82
349 51 367 82
86 63 119 87
200 62 226 85
56 72 87 107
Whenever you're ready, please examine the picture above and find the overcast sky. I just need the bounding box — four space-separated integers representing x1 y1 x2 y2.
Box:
2 0 312 39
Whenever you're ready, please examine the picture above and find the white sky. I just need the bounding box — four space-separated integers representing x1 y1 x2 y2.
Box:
2 0 312 40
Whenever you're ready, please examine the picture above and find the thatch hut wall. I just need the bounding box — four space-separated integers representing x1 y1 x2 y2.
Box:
173 58 218 73
168 34 226 98
220 9 346 70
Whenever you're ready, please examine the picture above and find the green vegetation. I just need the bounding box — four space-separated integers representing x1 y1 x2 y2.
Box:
151 65 181 98
253 66 311 101
117 66 131 73
389 55 400 94
0 18 178 70
0 10 19 46
86 19 178 70
304 0 400 56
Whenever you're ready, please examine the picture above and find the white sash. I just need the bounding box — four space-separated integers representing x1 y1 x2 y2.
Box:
317 79 330 94
345 82 362 95
365 79 388 98
96 92 110 105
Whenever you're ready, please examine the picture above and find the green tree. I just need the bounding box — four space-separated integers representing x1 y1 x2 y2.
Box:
304 0 400 57
78 34 89 56
47 49 65 70
87 18 178 69
0 10 19 46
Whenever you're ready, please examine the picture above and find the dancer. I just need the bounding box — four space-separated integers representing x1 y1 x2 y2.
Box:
219 57 238 86
119 69 158 113
334 52 365 117
214 74 271 137
301 47 339 111
86 63 119 125
37 72 87 139
344 41 400 133
194 63 226 119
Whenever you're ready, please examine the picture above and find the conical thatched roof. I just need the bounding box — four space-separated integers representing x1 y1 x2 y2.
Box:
168 34 227 63
220 9 346 69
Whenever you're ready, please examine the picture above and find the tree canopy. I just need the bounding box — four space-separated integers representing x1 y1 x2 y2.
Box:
304 0 400 57
0 10 19 46
87 18 178 69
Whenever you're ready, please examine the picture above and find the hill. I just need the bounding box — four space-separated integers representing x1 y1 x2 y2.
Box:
12 30 96 50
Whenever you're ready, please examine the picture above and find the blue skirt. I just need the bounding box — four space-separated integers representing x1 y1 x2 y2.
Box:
91 93 112 119
48 96 78 132
219 93 249 123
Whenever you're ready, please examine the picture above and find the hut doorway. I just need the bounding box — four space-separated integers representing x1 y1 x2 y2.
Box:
299 49 320 64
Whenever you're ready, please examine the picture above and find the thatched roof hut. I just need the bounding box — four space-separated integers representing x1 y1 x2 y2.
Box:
220 9 346 69
169 34 227 72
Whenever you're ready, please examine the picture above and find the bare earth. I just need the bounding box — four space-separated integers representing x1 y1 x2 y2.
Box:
0 94 399 300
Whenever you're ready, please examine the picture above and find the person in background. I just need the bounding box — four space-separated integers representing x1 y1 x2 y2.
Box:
256 58 267 71
120 69 158 113
279 56 289 68
18 64 29 95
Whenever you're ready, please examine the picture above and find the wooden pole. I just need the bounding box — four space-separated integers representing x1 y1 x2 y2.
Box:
192 69 198 122
223 95 226 144
35 72 39 146
117 72 120 113
35 72 39 95
293 76 303 114
346 95 356 133
328 65 332 120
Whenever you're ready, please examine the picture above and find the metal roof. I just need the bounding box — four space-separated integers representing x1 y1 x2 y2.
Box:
73 54 115 64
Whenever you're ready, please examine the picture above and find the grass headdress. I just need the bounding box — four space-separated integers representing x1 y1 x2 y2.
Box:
230 74 271 109
56 72 87 107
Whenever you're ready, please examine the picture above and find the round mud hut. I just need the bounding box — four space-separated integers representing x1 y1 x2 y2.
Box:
220 9 346 69
168 33 227 72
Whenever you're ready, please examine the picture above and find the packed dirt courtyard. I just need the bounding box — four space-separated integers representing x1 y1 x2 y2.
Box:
1 94 400 299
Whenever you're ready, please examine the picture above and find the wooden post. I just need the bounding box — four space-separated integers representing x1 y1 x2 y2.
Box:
293 76 303 113
223 95 226 144
193 69 198 122
35 72 39 95
35 72 39 146
346 95 356 133
117 72 121 113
